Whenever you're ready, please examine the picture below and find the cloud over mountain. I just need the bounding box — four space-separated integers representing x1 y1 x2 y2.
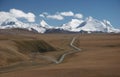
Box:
0 8 35 23
39 11 83 20
10 9 35 22
60 11 74 16
46 14 64 20
40 12 64 20
0 8 120 33
74 14 83 19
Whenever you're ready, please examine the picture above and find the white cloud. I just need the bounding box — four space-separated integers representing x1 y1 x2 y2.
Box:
42 12 48 15
39 12 64 20
10 9 35 22
74 14 83 19
39 11 83 20
47 14 64 20
0 11 18 25
39 12 48 18
39 14 45 18
60 11 74 16
27 13 35 22
39 11 74 20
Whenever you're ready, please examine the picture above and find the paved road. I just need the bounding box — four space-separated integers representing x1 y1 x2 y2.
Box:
0 36 81 73
39 36 81 64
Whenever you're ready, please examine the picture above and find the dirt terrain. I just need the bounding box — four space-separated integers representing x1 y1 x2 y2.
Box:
0 32 120 77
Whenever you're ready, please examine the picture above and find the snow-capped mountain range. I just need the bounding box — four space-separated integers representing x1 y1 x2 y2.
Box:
0 15 120 33
61 16 120 33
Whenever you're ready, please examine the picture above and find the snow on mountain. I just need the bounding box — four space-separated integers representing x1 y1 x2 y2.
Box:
0 16 46 33
29 24 46 33
61 19 84 32
0 12 17 26
103 20 120 33
61 16 120 33
80 16 108 32
1 21 46 33
0 12 119 33
40 20 52 29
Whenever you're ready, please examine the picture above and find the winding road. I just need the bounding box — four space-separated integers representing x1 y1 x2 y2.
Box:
39 36 81 64
0 36 81 73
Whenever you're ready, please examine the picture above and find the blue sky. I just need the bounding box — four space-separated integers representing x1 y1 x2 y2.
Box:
0 0 120 28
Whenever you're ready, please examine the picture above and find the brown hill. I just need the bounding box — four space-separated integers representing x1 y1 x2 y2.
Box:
0 33 120 77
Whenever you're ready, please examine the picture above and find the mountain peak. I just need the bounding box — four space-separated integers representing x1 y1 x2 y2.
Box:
103 20 111 26
86 16 94 21
0 13 119 33
40 20 49 27
62 19 84 31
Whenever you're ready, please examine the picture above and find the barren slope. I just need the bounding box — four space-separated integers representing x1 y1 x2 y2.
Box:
0 33 120 77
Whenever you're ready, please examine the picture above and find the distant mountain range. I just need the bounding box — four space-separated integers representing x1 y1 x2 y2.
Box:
0 14 120 33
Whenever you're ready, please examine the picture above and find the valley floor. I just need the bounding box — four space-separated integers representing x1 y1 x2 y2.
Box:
0 33 120 77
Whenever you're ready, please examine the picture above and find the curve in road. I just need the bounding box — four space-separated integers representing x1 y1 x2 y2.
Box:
39 36 81 64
